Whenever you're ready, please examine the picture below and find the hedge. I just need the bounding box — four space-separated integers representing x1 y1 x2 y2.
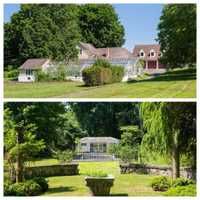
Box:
82 64 124 86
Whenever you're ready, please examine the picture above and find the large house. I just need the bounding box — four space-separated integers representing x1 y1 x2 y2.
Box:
132 44 165 73
18 42 165 82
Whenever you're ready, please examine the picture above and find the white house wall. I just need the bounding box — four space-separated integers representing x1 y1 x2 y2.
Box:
18 70 36 82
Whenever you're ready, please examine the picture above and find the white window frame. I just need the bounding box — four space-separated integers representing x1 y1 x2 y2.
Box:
150 49 156 58
139 49 145 58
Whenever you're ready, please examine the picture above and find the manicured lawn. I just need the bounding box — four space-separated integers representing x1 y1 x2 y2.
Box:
28 159 163 196
4 68 196 98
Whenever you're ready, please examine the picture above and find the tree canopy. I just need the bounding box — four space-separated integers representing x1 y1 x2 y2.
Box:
78 4 125 48
4 4 125 70
157 4 196 67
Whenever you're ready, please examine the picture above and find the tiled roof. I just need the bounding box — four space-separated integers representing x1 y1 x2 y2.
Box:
132 44 161 60
19 58 49 69
79 42 133 59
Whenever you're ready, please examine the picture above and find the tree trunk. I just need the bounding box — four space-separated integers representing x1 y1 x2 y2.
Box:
171 131 180 179
16 127 24 183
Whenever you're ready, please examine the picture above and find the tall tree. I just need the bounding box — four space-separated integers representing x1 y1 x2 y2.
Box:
71 102 140 138
5 102 66 156
140 102 196 179
78 4 125 48
4 4 80 69
157 4 196 67
4 106 45 182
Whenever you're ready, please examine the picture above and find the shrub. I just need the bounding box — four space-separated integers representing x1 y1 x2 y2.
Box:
24 180 42 196
32 177 48 192
171 178 194 187
164 184 196 196
151 176 171 191
118 145 135 163
110 66 124 82
4 67 19 81
82 66 112 86
86 171 108 177
4 180 42 196
54 150 75 164
93 58 111 68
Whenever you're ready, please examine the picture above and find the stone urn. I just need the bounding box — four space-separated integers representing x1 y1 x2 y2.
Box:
85 175 114 196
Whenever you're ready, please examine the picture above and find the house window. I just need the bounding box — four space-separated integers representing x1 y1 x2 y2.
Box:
81 143 87 147
80 48 83 55
140 50 145 58
26 69 33 76
150 50 155 57
90 143 107 153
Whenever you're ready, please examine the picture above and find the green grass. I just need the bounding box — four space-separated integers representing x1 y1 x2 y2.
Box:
26 159 163 196
4 68 196 98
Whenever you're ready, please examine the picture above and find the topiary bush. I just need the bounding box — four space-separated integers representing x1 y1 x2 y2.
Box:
151 176 171 191
171 178 194 187
164 184 196 196
32 177 48 192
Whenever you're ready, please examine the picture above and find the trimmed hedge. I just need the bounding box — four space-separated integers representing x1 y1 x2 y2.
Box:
82 66 112 86
82 63 124 86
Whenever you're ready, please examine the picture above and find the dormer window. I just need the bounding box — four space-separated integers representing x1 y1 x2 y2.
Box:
139 50 145 58
150 49 155 57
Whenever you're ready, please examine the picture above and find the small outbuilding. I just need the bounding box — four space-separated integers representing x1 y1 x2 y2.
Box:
18 58 50 82
78 137 119 153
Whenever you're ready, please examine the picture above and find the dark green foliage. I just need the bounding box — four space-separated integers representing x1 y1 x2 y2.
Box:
79 4 125 48
32 177 48 192
164 184 196 196
82 66 112 86
157 4 196 67
93 59 111 68
171 178 194 187
4 4 125 70
151 176 171 191
35 64 67 82
4 4 81 69
71 102 140 138
120 125 143 161
118 145 135 163
110 66 124 83
4 66 19 81
4 180 42 196
82 59 124 86
53 150 75 164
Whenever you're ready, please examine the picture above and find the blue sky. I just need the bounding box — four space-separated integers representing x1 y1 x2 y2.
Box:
4 4 163 51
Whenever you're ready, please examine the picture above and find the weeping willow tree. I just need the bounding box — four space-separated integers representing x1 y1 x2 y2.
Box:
140 102 196 179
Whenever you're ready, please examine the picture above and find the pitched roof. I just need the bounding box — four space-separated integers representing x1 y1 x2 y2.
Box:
132 44 161 60
80 137 119 143
97 47 133 59
19 58 49 70
79 42 133 59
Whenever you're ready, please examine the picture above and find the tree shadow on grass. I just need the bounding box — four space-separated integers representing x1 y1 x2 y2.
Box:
128 71 196 84
110 193 128 196
46 186 77 194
